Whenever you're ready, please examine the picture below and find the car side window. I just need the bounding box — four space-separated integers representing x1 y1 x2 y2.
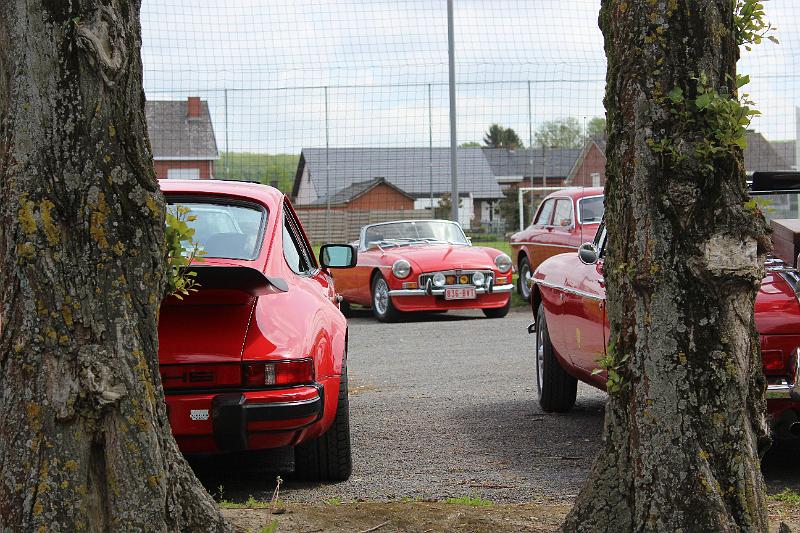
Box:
553 199 573 227
534 199 555 226
282 203 317 276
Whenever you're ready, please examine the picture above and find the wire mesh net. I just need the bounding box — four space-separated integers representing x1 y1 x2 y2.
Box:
140 0 798 242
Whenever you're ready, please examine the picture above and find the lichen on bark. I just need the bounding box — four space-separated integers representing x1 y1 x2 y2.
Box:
0 1 230 531
563 1 770 531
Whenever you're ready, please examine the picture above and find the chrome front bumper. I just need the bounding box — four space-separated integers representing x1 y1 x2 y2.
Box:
767 348 800 401
388 283 514 297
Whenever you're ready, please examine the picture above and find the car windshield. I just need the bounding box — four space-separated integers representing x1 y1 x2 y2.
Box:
752 191 800 224
363 220 469 249
169 201 265 260
579 196 605 223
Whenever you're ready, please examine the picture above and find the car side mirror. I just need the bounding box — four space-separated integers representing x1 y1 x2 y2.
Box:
320 244 358 269
578 242 599 265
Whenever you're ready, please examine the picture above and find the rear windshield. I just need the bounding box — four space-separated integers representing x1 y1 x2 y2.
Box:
169 201 265 260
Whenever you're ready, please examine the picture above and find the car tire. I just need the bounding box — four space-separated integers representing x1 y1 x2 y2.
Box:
517 255 532 301
371 274 399 322
339 299 351 317
536 304 577 413
482 297 511 318
294 366 352 482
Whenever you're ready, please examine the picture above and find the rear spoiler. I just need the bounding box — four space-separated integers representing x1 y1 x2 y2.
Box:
750 171 800 193
189 266 288 295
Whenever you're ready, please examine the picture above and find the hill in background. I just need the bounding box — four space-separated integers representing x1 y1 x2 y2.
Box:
215 153 299 192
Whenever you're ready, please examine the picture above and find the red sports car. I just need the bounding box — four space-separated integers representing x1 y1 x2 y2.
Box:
158 179 356 480
331 219 514 321
510 187 604 300
530 175 800 439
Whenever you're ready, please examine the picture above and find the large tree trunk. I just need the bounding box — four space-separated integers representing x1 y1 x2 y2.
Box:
564 1 771 531
0 2 230 531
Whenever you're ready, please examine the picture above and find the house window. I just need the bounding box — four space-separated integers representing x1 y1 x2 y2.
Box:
591 172 600 187
167 168 200 180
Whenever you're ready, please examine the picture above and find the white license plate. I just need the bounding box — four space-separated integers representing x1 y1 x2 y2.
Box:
444 287 476 300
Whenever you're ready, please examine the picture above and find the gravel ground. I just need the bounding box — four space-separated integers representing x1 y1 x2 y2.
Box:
191 306 799 505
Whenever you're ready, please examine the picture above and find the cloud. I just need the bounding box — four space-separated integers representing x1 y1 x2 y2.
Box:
141 0 800 152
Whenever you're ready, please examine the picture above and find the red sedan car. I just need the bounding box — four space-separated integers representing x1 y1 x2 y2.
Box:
158 179 356 480
331 219 514 321
510 187 604 300
530 177 800 438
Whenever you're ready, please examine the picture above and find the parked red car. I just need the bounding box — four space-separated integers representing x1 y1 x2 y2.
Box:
530 174 800 438
331 219 514 321
158 179 356 480
510 187 604 300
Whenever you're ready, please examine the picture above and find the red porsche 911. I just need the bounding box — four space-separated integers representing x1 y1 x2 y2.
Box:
158 179 356 480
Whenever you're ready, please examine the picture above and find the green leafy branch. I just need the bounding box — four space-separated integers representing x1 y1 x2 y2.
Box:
164 205 204 299
651 73 760 172
735 0 779 50
593 339 628 394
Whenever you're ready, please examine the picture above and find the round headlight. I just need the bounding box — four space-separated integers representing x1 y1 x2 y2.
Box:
432 272 446 287
495 253 512 273
472 271 485 286
392 259 411 279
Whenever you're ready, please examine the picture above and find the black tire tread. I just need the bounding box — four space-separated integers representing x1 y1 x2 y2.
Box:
537 305 577 413
371 274 399 322
517 255 532 301
294 368 352 481
482 297 511 318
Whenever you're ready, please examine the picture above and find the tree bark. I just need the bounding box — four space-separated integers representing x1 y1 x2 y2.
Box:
564 1 770 531
0 1 230 531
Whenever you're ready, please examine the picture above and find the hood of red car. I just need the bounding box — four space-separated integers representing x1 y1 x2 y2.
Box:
380 244 502 273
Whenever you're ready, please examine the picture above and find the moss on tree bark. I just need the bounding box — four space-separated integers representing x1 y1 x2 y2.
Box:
0 1 230 531
564 1 771 531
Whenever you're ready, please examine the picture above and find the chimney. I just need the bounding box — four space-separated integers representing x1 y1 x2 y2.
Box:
187 96 201 119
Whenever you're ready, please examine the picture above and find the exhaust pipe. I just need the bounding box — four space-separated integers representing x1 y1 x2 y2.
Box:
788 421 800 438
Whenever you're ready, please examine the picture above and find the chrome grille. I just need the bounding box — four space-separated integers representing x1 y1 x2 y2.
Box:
418 269 494 287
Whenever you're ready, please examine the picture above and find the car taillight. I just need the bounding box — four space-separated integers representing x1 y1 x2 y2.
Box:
243 359 315 387
762 350 784 373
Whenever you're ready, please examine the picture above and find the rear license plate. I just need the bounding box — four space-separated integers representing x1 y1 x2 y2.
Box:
444 287 476 300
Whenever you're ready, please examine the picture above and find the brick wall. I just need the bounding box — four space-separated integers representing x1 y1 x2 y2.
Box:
154 160 214 180
569 144 606 187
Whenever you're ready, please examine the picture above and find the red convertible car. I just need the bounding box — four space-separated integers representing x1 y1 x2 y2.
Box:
331 219 514 321
158 179 356 480
530 174 800 439
510 187 604 300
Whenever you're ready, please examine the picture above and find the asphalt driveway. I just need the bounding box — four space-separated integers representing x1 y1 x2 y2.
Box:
192 307 799 504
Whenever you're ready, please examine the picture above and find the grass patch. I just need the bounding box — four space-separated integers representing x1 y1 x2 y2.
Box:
219 495 273 509
443 495 493 507
324 497 343 505
771 488 800 504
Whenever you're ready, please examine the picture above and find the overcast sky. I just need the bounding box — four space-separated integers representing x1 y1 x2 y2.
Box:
140 0 800 153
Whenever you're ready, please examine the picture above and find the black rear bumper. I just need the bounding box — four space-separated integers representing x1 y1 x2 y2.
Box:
211 386 324 451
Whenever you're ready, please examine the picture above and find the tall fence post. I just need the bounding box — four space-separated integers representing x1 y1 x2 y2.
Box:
447 0 458 224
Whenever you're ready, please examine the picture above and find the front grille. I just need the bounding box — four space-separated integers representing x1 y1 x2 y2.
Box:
418 269 494 287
